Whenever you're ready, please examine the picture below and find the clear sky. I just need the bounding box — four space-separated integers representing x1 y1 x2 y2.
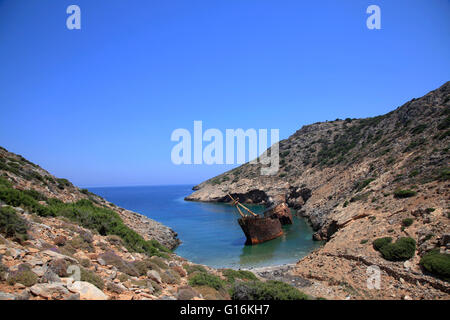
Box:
0 0 449 187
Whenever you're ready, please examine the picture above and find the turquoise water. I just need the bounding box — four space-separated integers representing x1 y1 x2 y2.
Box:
89 185 322 268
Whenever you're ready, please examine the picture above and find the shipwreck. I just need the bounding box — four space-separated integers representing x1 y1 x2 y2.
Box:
228 194 293 245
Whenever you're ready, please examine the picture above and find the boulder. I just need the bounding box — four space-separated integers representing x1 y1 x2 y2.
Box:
67 281 108 300
40 268 61 283
147 270 162 284
263 202 293 225
30 283 70 298
177 286 199 300
41 250 78 264
106 281 127 294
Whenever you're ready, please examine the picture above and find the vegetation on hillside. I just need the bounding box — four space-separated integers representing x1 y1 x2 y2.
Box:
0 179 169 257
373 237 416 261
419 249 450 282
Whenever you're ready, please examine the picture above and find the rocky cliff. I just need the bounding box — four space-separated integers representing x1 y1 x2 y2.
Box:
187 82 450 299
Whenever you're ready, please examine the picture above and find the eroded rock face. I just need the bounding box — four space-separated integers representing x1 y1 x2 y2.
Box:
263 202 293 225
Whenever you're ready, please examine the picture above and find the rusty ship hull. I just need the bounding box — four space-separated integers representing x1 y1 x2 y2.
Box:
238 216 283 245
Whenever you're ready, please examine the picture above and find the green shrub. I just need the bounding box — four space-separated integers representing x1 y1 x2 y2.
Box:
437 168 450 181
0 186 52 216
98 251 139 276
343 200 349 208
68 235 95 252
354 178 375 192
360 239 368 244
350 192 370 203
80 267 104 290
425 208 436 213
7 264 38 287
188 272 224 290
378 237 416 261
117 273 129 283
0 261 8 281
148 256 169 270
393 189 417 198
183 264 207 275
161 269 181 285
132 259 161 276
373 237 392 251
0 177 12 188
80 258 91 268
222 269 258 283
22 189 47 201
419 250 450 282
56 178 72 189
231 280 308 300
0 206 28 240
402 218 414 227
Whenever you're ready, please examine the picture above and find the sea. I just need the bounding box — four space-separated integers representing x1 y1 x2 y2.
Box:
89 185 322 269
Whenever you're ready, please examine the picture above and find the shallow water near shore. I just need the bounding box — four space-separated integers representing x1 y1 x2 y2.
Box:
89 185 322 268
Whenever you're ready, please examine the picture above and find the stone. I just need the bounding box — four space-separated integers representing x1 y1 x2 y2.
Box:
30 283 70 298
107 281 126 294
65 293 80 300
147 270 162 284
27 258 44 266
0 292 16 300
7 248 23 259
32 266 46 277
16 289 30 300
67 281 108 300
403 261 412 270
40 268 61 283
41 250 78 264
26 247 40 254
97 257 106 266
177 286 199 300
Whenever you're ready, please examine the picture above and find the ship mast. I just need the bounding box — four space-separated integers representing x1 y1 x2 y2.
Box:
227 194 258 217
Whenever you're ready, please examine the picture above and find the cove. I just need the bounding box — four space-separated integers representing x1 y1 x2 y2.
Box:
90 185 322 268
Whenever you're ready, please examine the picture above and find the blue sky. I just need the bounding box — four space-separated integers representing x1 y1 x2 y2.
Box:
0 0 449 187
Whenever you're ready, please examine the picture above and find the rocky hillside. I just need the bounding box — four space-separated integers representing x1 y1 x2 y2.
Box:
0 148 180 250
187 81 450 299
0 147 314 300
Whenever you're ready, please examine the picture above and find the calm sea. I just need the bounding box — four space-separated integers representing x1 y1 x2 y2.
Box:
89 185 321 269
